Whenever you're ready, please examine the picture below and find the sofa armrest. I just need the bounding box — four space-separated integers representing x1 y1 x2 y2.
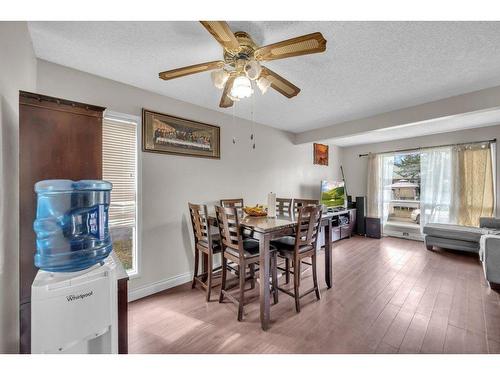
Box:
480 235 500 284
479 217 500 229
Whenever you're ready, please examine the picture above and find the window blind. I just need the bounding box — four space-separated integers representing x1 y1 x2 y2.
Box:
103 117 137 228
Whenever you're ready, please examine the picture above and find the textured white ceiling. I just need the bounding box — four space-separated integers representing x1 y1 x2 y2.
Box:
28 21 500 133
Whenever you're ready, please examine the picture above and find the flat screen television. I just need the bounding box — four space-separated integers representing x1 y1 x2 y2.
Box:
320 180 346 209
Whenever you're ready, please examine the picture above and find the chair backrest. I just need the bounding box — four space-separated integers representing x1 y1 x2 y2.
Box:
276 198 293 216
293 199 319 213
215 205 244 257
220 198 244 209
294 205 322 252
188 202 213 250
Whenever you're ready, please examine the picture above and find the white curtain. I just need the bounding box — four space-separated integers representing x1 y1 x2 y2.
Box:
366 152 394 227
366 153 381 218
381 155 394 226
420 146 456 229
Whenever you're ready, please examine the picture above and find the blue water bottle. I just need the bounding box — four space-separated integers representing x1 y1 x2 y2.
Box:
33 179 113 272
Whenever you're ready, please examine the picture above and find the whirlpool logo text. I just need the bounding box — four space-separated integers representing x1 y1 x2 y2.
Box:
66 291 94 302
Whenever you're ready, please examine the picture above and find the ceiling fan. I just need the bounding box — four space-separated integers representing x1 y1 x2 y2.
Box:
158 21 327 108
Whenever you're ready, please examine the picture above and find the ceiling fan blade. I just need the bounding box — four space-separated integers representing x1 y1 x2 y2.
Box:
219 75 236 108
260 67 300 98
200 21 240 52
254 32 327 61
159 61 225 80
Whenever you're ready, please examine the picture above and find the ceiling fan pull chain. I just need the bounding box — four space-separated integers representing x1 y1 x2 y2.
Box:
251 83 256 149
232 102 237 144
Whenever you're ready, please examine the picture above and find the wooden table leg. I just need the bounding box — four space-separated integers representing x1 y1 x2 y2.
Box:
324 219 333 289
259 233 271 330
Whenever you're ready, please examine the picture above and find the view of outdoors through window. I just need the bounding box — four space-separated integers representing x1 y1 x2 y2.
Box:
387 152 421 229
111 227 134 271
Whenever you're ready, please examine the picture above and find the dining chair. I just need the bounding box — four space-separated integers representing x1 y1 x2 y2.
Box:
220 198 244 209
276 198 293 216
215 205 278 321
271 205 322 313
188 203 221 302
293 198 319 213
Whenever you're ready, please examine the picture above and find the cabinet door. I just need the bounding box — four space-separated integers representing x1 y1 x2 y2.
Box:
19 91 105 353
333 227 341 241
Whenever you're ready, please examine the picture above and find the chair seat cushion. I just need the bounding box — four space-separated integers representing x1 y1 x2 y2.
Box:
271 236 295 249
197 234 222 253
225 239 276 258
271 236 314 256
423 223 486 243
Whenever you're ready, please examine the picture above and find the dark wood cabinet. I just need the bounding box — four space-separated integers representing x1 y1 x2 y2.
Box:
19 91 128 354
326 208 357 243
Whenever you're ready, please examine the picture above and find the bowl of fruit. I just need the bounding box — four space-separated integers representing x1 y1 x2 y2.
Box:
243 205 268 217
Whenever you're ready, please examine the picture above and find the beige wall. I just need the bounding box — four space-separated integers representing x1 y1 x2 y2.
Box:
0 22 37 353
341 124 500 213
36 60 342 300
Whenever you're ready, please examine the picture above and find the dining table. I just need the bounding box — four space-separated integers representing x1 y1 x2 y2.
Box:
208 211 336 330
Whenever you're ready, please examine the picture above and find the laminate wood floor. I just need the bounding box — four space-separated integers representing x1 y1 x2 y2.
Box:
128 236 500 354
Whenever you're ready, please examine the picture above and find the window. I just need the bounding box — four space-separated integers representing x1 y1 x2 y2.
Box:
103 115 138 275
380 152 422 240
388 152 421 227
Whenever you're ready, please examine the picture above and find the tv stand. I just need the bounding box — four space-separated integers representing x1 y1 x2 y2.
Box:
324 208 356 242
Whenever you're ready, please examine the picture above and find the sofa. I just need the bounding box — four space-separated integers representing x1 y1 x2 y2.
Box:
423 217 500 286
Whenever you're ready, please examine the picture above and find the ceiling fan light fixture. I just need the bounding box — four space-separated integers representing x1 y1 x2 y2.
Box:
211 69 230 89
230 75 253 99
244 60 262 80
257 76 271 94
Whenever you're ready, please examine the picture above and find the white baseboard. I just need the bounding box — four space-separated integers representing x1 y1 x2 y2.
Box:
128 271 192 302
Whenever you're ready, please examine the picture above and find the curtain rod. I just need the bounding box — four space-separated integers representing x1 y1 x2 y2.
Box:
358 138 496 157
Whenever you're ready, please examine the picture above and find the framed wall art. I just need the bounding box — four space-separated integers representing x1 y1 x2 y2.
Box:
313 143 329 166
142 109 220 159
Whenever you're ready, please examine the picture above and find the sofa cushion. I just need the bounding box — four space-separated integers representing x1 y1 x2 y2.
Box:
423 223 486 243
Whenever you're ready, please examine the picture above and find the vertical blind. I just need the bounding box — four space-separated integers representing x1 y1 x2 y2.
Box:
102 117 137 228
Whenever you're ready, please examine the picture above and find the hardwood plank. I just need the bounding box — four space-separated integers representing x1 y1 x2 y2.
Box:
488 339 500 354
448 277 467 329
464 329 488 353
363 302 400 352
399 313 431 353
375 341 399 354
420 292 453 353
128 236 495 354
443 324 466 353
381 307 415 349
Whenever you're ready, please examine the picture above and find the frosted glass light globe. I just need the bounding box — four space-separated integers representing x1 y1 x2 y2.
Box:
244 60 262 80
211 69 229 89
257 76 271 94
230 75 253 99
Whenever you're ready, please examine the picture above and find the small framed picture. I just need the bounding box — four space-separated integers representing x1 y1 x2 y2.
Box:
142 109 220 159
313 143 329 166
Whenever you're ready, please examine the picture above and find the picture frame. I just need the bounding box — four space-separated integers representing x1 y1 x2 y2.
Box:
142 108 220 159
313 143 329 166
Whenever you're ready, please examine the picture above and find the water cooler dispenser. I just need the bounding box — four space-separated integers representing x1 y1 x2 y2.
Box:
31 179 118 354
